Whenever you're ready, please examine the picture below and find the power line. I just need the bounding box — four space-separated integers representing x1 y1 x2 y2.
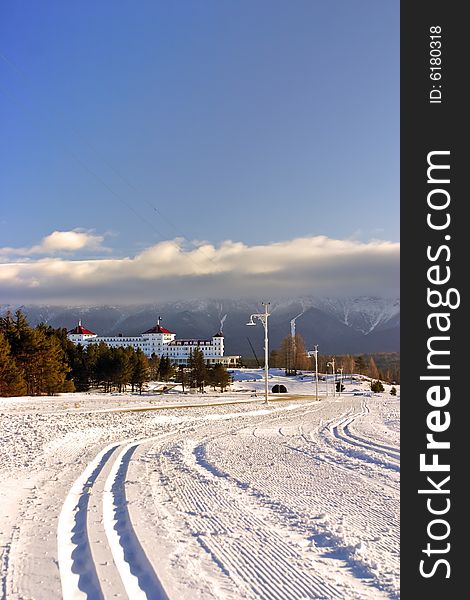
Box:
0 53 218 268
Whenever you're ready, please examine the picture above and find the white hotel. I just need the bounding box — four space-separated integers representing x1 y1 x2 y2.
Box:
67 319 240 366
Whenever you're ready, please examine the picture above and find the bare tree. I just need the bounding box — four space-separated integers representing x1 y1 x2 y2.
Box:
278 334 310 374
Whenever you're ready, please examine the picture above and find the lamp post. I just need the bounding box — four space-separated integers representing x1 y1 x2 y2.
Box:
327 357 336 397
312 344 319 399
246 302 271 404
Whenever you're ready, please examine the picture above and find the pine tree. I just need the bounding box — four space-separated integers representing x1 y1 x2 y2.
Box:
131 350 149 394
68 343 91 391
175 365 189 392
115 347 134 392
158 356 175 382
18 328 71 395
38 323 78 391
371 380 384 393
0 311 72 395
0 311 17 349
148 353 161 380
93 343 116 392
0 309 29 356
85 343 102 389
206 366 216 391
0 332 27 397
355 355 367 375
188 349 206 392
211 363 231 392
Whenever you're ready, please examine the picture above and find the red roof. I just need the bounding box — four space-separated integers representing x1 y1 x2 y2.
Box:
68 324 96 335
143 324 174 335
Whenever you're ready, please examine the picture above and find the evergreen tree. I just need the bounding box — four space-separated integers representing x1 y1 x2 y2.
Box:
158 356 175 381
336 381 345 393
188 349 206 392
93 344 118 392
371 379 384 393
0 309 28 356
131 349 150 394
355 355 367 375
148 353 161 380
206 366 217 391
175 365 189 392
0 311 72 395
0 332 27 397
0 311 16 348
115 347 134 392
84 343 102 388
19 328 71 395
40 324 78 391
211 363 231 392
67 343 91 391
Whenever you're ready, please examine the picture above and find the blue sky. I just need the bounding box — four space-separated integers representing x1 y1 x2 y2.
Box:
0 1 399 304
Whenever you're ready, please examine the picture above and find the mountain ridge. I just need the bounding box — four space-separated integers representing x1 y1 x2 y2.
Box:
1 296 400 356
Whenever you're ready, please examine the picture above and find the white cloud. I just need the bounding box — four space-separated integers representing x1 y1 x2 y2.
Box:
0 229 107 259
0 235 399 304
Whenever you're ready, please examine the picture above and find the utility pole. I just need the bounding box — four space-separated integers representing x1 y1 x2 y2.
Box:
327 357 336 397
338 366 344 394
246 302 271 404
312 344 319 399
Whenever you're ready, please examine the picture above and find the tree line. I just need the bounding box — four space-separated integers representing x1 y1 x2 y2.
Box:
0 310 231 397
265 334 400 383
0 311 72 397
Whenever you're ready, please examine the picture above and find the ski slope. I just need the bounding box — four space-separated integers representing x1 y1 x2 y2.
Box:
0 371 399 599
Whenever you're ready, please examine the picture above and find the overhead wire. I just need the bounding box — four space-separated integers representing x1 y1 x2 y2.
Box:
1 48 192 242
0 51 218 268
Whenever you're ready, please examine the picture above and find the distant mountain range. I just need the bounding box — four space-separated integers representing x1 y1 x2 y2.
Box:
1 297 399 356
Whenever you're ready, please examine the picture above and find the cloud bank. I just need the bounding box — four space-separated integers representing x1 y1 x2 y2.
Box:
0 233 399 304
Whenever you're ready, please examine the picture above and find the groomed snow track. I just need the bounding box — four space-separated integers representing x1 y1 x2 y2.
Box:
0 389 399 599
53 396 399 599
57 435 171 600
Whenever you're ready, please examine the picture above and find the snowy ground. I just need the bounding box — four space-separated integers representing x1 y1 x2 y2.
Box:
0 370 399 599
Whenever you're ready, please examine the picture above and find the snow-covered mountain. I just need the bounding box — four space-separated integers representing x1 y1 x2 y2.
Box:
1 297 400 356
311 297 400 334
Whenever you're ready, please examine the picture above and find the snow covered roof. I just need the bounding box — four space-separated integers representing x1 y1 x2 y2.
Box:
213 331 224 337
68 322 96 335
143 324 175 335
